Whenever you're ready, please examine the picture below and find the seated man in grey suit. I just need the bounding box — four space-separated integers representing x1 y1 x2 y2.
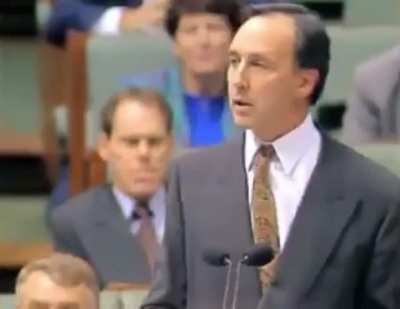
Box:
51 88 174 288
16 253 99 309
142 4 400 309
342 45 400 144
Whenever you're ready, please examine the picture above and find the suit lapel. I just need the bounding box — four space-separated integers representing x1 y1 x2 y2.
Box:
216 137 263 304
273 136 360 296
218 136 254 253
80 185 150 283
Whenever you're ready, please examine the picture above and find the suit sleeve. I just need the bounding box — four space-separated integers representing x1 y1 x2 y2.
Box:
50 206 88 260
141 162 187 309
45 0 111 46
342 68 381 144
361 188 400 308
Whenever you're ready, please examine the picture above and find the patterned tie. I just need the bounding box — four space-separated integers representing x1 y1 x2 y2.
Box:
251 145 280 290
135 201 160 273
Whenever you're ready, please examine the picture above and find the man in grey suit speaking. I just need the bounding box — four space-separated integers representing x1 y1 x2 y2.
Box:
142 4 400 309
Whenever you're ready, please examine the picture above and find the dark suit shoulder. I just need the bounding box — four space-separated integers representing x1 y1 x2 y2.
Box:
172 140 242 181
357 44 400 76
52 184 112 224
176 140 241 168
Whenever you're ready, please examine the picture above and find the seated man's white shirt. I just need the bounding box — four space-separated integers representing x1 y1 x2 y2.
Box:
245 114 321 249
93 7 124 35
93 0 156 35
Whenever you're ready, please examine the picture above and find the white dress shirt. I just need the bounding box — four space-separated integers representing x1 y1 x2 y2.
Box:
112 186 166 243
93 0 155 35
245 114 321 249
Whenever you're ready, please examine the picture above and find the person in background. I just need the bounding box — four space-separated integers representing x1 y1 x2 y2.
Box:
50 88 174 288
15 253 99 309
123 0 243 148
44 0 287 46
45 0 170 46
342 45 400 144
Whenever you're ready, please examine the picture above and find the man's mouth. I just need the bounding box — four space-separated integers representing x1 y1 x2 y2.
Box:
233 99 252 107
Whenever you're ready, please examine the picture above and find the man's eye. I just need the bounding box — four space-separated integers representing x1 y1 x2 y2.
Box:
250 60 265 67
149 138 163 147
229 57 239 66
182 26 196 34
208 23 224 31
124 138 139 146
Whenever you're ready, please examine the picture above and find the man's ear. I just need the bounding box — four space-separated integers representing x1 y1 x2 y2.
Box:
297 68 320 101
97 132 110 161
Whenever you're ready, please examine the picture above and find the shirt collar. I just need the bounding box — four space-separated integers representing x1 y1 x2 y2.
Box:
245 114 319 175
112 186 166 220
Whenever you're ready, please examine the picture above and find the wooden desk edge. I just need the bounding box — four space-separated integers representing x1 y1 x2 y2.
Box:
0 242 53 267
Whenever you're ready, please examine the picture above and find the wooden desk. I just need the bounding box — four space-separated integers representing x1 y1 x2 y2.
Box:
0 243 53 267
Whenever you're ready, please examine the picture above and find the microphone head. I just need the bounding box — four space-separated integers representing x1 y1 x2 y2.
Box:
241 243 274 267
203 248 230 266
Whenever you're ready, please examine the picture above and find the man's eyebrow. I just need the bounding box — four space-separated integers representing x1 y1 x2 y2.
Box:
28 300 48 309
228 50 240 57
28 300 80 309
59 303 80 309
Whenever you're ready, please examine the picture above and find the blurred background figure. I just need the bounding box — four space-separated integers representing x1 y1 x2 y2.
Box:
50 88 174 287
46 0 244 211
15 253 99 309
45 0 170 46
123 0 243 148
342 45 400 144
44 0 291 46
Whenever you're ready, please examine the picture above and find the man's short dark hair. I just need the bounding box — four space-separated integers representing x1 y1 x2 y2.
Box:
249 3 330 105
165 0 244 37
101 87 174 136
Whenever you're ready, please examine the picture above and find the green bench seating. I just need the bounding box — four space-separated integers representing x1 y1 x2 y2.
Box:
353 143 400 178
86 30 175 147
0 196 51 267
316 25 400 133
0 290 148 309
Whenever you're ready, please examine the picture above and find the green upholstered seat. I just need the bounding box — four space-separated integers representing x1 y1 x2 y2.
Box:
321 25 400 106
316 25 400 134
86 31 175 147
0 289 149 309
345 0 400 26
353 143 400 178
0 196 49 243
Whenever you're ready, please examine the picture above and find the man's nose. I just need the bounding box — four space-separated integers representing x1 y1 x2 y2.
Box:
197 27 211 46
230 62 248 91
137 141 151 157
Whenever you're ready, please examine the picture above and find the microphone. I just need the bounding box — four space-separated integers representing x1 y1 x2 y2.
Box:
203 249 232 309
231 244 274 309
241 243 274 266
203 248 230 266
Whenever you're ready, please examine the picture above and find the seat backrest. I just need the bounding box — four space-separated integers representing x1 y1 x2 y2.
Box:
0 290 149 309
320 25 400 106
101 289 149 309
345 0 400 26
86 30 174 147
0 294 14 309
353 143 400 177
66 30 174 195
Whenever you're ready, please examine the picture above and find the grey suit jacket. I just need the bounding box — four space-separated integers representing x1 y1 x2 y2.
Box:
142 135 400 309
51 184 151 287
342 45 400 144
